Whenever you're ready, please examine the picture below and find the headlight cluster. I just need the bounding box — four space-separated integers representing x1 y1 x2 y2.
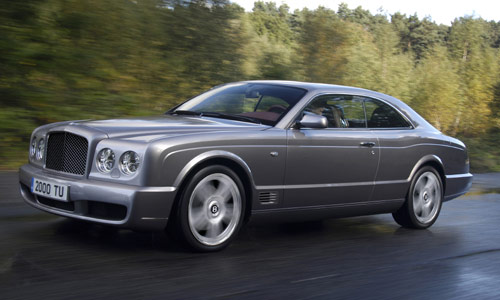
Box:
96 148 140 175
96 148 115 173
119 151 140 175
30 136 45 161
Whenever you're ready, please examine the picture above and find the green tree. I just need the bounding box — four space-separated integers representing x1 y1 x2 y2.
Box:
250 1 294 45
448 17 498 136
391 13 443 60
1 1 500 171
410 46 461 133
298 7 350 83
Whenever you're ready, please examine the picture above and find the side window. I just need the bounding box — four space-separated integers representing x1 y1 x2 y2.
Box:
364 98 410 128
304 95 366 128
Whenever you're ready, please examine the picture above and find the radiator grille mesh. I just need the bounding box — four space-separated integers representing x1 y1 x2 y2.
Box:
45 132 88 175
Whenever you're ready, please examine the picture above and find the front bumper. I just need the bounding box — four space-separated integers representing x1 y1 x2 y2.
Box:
19 164 177 231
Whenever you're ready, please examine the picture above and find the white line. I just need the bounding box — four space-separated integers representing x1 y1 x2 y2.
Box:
291 273 339 283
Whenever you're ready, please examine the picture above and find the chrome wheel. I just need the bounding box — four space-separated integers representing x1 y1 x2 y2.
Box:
188 173 242 246
412 171 441 224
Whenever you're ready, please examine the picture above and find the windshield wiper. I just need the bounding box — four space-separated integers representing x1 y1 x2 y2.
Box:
200 112 262 124
167 110 261 124
166 110 201 116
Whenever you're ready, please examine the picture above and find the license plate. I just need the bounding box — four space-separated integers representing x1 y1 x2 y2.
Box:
31 177 69 202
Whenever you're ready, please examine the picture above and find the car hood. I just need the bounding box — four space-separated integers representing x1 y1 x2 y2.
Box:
65 115 270 141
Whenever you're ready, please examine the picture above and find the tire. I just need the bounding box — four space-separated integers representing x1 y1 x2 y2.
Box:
174 165 246 252
392 166 443 229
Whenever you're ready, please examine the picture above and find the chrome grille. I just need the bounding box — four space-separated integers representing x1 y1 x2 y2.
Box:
45 132 88 175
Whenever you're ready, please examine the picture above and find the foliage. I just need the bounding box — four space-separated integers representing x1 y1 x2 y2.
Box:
1 1 500 172
409 46 461 133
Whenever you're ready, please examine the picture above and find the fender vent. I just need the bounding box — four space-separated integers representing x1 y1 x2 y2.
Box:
259 191 278 205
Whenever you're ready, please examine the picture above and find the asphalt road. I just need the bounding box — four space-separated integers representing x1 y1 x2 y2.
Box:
1 172 499 299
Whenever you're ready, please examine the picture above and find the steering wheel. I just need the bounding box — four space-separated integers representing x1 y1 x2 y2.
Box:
267 105 287 114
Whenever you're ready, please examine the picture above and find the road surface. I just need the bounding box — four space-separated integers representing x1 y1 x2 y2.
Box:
1 171 499 299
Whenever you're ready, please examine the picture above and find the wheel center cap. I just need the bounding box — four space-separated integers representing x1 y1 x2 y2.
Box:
208 200 220 217
423 192 429 201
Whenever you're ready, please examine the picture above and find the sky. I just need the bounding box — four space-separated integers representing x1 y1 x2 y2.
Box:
231 0 500 25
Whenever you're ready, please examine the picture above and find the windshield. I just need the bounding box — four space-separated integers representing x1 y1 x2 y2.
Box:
171 83 307 126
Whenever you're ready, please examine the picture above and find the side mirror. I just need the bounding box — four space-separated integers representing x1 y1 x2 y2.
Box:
297 113 328 129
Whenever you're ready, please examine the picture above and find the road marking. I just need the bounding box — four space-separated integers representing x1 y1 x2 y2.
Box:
291 273 339 283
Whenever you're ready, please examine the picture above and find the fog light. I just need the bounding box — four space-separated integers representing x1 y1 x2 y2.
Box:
30 137 37 158
36 138 45 161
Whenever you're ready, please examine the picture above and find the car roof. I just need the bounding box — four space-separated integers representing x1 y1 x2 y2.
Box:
240 80 397 103
240 80 402 109
241 80 357 91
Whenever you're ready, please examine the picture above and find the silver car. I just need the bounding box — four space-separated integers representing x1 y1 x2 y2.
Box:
19 81 472 251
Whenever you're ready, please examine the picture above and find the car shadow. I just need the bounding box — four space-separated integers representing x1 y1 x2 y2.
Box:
44 214 407 255
24 211 451 263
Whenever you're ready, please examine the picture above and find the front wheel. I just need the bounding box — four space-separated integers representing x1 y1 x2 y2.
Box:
393 166 443 229
175 165 245 252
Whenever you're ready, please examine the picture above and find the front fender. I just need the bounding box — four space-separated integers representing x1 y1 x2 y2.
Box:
171 150 255 188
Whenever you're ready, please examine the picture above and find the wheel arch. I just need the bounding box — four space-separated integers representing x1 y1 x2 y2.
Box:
408 155 446 194
169 151 255 225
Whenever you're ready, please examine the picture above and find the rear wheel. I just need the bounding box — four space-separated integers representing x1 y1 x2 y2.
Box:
175 165 245 252
393 166 443 229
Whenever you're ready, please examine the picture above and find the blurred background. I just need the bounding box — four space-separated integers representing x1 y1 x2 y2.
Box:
1 0 499 171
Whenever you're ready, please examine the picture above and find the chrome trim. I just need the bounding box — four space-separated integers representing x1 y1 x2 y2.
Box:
256 179 408 190
254 154 459 192
446 173 473 179
380 144 464 151
137 186 176 192
287 143 461 150
283 92 416 129
43 126 107 178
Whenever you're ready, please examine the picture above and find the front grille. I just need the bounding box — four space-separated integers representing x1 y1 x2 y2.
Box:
45 132 88 175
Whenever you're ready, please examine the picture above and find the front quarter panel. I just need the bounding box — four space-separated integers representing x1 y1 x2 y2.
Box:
143 129 287 194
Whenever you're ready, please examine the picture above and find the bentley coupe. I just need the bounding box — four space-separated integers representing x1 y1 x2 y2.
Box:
19 81 472 251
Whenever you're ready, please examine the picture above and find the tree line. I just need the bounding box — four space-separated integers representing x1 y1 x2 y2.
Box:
1 0 499 171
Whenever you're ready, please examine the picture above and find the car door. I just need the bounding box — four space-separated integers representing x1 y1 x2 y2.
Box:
284 94 380 208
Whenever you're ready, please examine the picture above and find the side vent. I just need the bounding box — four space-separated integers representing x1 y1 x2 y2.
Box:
259 191 278 205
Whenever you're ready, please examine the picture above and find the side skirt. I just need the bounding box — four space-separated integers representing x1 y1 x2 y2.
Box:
251 199 404 223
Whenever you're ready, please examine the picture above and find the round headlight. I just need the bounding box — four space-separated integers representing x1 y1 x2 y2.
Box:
36 138 45 161
96 148 115 173
119 151 140 175
30 137 37 158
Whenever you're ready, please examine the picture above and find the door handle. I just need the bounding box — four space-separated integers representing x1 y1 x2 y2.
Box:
360 142 376 147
